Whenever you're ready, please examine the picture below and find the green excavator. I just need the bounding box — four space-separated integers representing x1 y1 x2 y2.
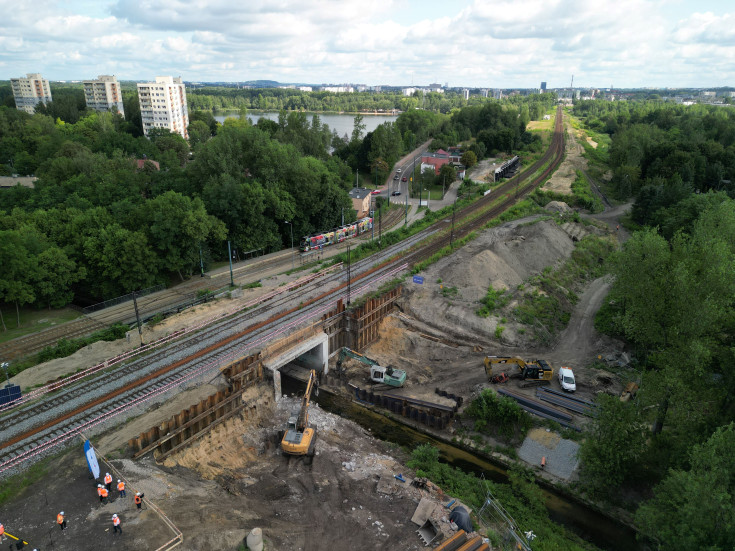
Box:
336 347 406 388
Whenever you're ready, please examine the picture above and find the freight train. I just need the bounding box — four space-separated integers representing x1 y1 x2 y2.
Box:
300 216 373 252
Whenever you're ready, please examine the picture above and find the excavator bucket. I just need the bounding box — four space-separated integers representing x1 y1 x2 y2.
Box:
416 518 443 546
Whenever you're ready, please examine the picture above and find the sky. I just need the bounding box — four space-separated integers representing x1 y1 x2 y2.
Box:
1 0 734 88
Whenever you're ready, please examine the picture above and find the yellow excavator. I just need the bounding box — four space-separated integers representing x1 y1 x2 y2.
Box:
280 369 318 464
484 356 553 388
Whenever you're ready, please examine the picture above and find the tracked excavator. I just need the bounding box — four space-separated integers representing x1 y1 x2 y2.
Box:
336 347 406 387
484 356 553 388
280 369 318 464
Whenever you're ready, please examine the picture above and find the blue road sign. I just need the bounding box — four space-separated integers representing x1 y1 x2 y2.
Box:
413 275 424 284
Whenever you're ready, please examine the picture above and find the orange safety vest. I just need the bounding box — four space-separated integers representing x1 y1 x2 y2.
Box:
117 481 125 491
104 474 112 485
113 517 120 527
0 523 4 535
97 487 102 497
134 495 141 505
100 488 109 498
57 514 64 525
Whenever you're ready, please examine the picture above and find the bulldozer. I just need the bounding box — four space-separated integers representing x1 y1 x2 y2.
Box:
280 369 318 464
484 356 553 388
336 347 406 388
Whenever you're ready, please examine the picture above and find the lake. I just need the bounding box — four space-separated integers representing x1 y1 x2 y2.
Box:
213 111 397 138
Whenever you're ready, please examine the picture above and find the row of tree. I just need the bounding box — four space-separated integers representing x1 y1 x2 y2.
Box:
572 100 735 548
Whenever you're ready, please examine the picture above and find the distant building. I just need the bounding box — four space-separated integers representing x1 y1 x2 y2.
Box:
700 91 716 98
297 86 313 92
348 187 373 218
492 89 503 100
402 87 418 96
321 86 354 93
421 149 450 175
462 89 469 100
480 89 490 98
83 75 124 117
137 76 189 140
428 83 443 93
11 73 52 114
133 158 161 171
541 81 547 92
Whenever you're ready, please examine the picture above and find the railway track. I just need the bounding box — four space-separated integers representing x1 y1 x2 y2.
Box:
0 107 564 475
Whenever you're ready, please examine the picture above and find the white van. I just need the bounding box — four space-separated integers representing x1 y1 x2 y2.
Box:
558 367 576 392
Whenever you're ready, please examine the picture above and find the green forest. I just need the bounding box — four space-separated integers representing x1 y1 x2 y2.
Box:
0 84 552 318
570 99 735 549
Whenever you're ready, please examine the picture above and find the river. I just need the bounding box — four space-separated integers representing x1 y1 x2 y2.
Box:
213 111 397 138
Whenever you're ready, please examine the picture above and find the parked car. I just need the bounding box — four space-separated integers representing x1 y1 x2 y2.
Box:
558 367 576 392
391 190 401 196
402 176 407 182
371 189 381 195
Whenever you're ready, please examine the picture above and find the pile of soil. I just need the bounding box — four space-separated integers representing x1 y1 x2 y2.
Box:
402 217 581 346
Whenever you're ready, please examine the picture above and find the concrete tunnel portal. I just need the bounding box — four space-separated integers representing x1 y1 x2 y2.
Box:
262 331 329 400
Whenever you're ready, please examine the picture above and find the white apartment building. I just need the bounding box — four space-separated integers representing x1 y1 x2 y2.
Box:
11 73 52 114
137 76 189 139
83 75 124 117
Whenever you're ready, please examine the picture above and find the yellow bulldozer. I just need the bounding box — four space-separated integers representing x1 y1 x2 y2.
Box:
484 356 553 388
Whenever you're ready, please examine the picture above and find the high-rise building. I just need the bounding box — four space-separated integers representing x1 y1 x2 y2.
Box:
462 89 470 100
11 73 52 114
83 75 124 117
541 82 547 92
137 76 189 139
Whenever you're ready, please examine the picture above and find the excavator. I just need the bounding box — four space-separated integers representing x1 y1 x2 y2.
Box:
280 369 318 464
336 347 406 387
484 356 553 388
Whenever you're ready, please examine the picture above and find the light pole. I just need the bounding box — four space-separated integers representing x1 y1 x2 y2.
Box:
284 221 294 269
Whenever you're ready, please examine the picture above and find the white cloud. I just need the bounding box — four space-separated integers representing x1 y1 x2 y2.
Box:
0 0 733 87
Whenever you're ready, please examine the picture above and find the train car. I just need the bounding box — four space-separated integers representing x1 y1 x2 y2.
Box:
300 217 373 252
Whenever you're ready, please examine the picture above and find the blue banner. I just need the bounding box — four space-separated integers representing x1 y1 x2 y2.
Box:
413 275 424 284
84 440 100 480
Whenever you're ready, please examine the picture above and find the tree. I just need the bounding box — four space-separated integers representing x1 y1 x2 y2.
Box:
460 150 477 168
635 423 735 550
0 230 36 326
188 120 212 149
578 394 647 496
33 246 84 308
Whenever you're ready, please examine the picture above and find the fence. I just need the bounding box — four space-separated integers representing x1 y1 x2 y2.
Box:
83 284 166 314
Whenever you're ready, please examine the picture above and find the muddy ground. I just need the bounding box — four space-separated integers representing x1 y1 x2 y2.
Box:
3 203 632 551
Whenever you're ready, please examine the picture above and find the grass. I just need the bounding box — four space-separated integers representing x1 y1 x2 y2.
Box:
0 451 61 506
0 306 82 345
476 287 511 318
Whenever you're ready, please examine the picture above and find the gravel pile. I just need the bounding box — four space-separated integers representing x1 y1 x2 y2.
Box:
518 432 580 480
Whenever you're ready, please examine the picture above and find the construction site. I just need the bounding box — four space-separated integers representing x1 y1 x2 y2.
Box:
0 109 639 550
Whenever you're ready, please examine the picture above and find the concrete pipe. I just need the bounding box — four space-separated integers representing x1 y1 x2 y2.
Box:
246 527 263 551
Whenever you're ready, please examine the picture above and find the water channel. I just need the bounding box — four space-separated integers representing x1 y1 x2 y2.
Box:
213 111 398 138
281 376 642 551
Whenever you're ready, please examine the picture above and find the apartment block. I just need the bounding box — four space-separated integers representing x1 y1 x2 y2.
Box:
11 73 52 114
137 76 189 139
83 75 124 117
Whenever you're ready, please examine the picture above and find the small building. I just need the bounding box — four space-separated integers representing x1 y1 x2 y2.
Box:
133 158 160 170
421 150 450 175
349 187 373 218
0 176 37 189
447 147 462 163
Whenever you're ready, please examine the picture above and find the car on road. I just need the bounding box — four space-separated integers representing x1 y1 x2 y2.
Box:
401 176 407 182
396 168 402 173
371 189 381 195
393 175 399 180
391 190 401 196
558 366 576 392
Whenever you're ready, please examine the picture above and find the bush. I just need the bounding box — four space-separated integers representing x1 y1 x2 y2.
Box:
464 389 533 442
476 286 511 317
36 323 129 364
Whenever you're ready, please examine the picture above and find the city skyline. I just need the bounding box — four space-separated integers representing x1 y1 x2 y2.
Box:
1 0 733 88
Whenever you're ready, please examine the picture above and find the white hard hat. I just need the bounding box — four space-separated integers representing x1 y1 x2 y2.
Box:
112 514 117 518
106 472 110 476
98 484 102 487
60 511 64 515
118 479 121 483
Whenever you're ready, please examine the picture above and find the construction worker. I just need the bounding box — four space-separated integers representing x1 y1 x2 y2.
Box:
134 492 143 510
117 479 126 498
57 511 67 530
112 514 122 535
97 484 103 502
104 472 112 492
100 485 109 504
0 521 6 542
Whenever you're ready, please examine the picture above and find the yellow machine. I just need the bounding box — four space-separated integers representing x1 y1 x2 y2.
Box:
484 356 553 388
280 370 318 463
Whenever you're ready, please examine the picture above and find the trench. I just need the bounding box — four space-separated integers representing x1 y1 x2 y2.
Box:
281 375 642 551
